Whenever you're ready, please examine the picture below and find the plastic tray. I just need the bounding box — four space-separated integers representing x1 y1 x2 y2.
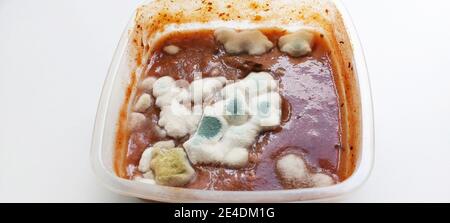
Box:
90 0 374 202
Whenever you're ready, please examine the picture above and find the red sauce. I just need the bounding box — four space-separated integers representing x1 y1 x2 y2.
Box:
122 30 341 191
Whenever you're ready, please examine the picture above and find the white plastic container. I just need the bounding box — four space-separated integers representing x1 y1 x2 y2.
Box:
90 0 374 202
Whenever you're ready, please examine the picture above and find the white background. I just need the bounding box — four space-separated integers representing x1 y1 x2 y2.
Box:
0 0 449 203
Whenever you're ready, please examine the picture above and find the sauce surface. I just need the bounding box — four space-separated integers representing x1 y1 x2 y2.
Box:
124 30 341 191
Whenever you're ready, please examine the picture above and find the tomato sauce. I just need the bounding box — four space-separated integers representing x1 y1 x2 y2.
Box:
122 30 341 191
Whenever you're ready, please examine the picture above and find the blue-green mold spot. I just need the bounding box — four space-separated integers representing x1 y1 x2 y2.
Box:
197 116 222 139
258 101 270 116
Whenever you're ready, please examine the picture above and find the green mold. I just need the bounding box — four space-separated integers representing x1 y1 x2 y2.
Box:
258 101 270 115
151 147 194 187
197 116 222 139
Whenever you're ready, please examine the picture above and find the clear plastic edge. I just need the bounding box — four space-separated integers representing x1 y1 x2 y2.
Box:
89 0 375 203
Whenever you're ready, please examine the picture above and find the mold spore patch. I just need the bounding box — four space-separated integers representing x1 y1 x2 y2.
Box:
276 154 335 189
184 72 282 168
214 28 274 55
278 29 315 57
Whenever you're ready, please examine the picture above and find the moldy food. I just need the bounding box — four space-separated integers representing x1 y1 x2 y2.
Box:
116 28 343 191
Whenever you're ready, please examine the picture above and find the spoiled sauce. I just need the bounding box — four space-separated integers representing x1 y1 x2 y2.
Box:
121 30 341 191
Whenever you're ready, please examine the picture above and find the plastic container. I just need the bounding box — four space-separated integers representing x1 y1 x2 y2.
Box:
90 0 374 202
